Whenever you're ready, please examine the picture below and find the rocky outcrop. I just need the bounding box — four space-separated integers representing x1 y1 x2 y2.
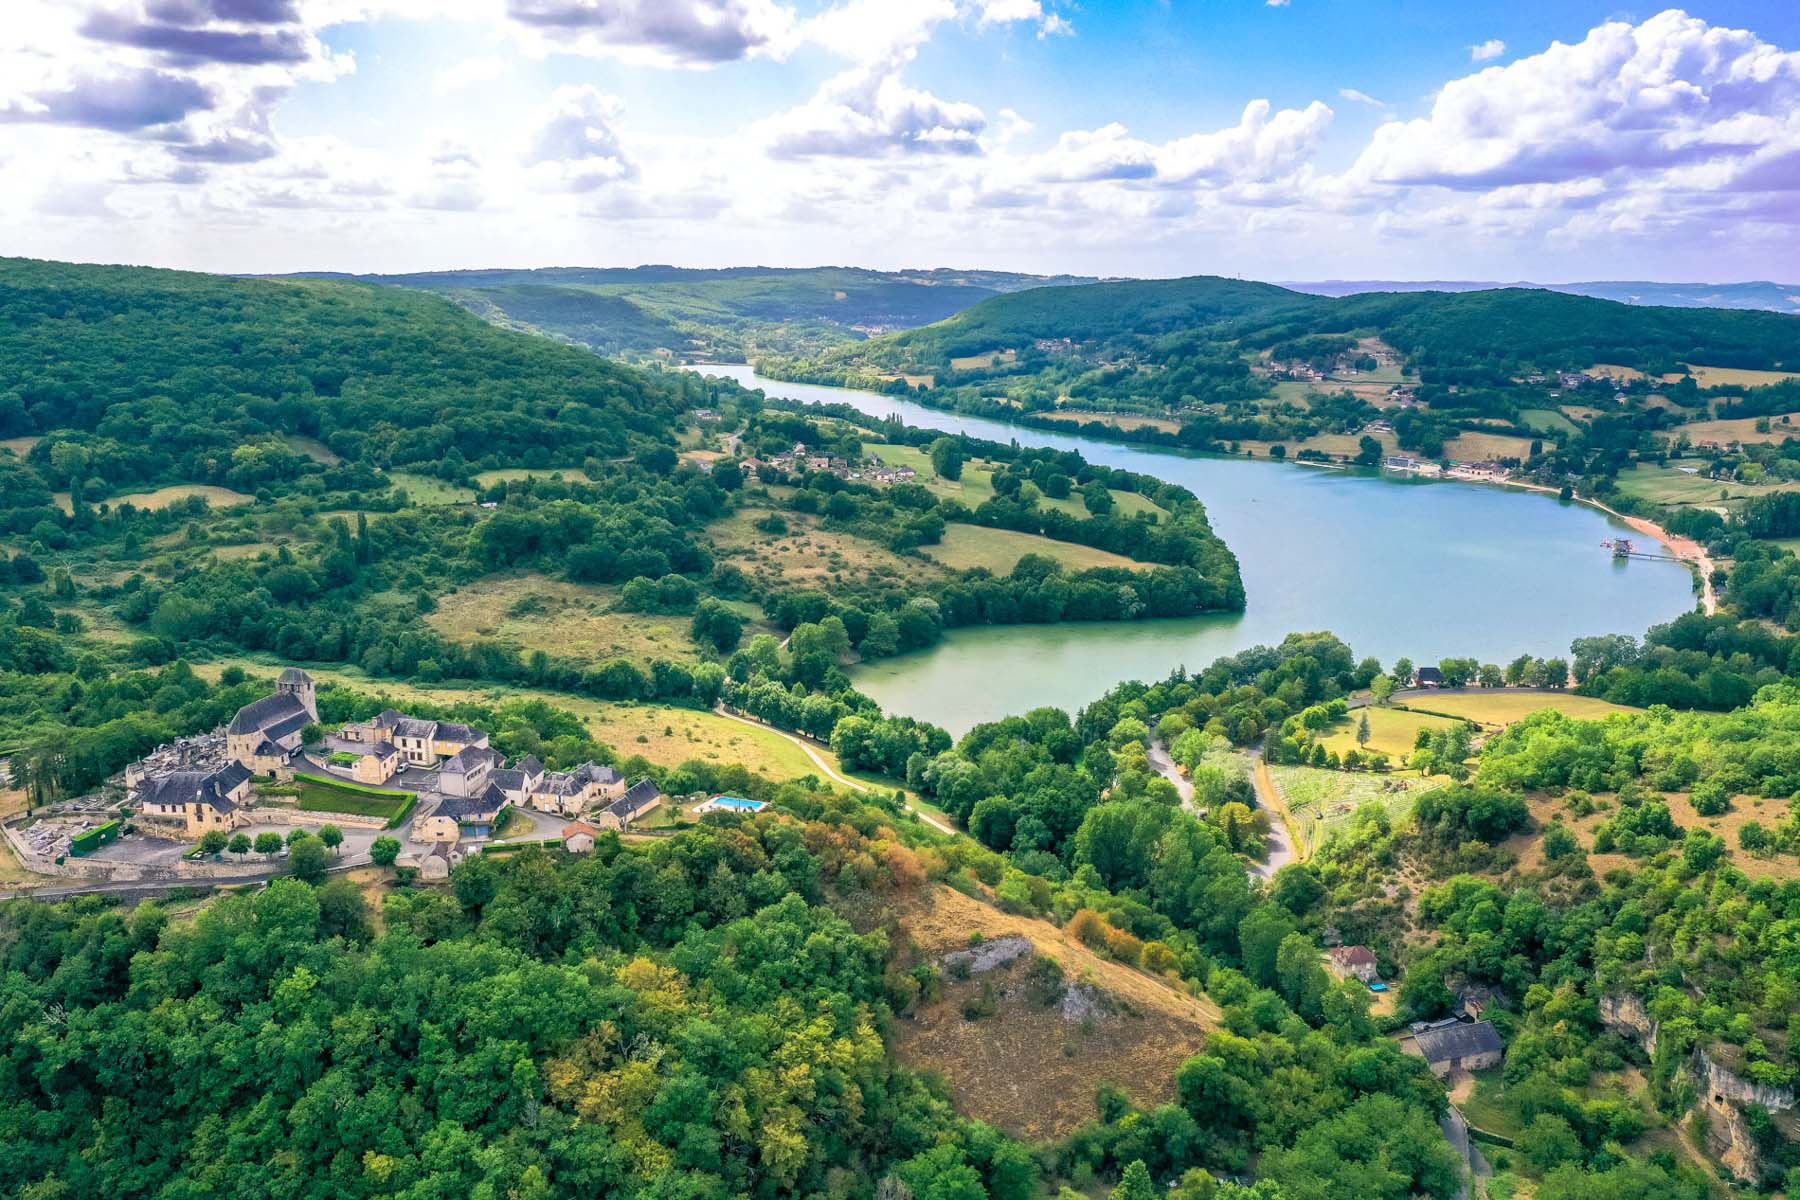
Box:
1598 991 1794 1182
941 936 1033 975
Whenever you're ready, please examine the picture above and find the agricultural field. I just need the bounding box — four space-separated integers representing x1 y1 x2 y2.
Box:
1315 706 1462 761
1610 462 1800 509
1519 408 1578 435
1400 690 1636 728
1271 765 1436 858
385 471 476 505
1442 429 1539 461
426 572 709 662
1683 364 1800 389
922 524 1152 574
948 348 1016 371
471 467 595 486
1670 412 1800 446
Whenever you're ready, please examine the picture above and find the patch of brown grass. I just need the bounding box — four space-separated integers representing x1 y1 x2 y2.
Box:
427 572 704 662
708 507 940 591
889 885 1218 1142
1510 791 1800 881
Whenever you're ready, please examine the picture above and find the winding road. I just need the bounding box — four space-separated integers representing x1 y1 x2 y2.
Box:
1147 723 1296 881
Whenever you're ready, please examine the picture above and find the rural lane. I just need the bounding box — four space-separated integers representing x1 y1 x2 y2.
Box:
711 706 959 837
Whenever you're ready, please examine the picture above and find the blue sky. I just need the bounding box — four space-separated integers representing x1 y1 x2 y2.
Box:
4 2 1800 282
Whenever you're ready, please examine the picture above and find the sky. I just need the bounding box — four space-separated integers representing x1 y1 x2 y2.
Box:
3 1 1800 282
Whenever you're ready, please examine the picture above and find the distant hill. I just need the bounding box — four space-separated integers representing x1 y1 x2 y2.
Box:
309 265 1098 360
1283 279 1800 314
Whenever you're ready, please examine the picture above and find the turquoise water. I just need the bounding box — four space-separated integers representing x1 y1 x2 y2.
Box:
694 365 1698 734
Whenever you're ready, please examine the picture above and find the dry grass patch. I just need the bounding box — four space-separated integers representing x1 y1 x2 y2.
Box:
57 484 256 515
1040 409 1182 434
890 884 1218 1142
0 436 40 459
472 468 594 486
708 508 938 591
949 349 1016 371
1444 430 1539 461
1512 790 1800 881
923 525 1150 574
1683 365 1800 389
1317 707 1461 761
1401 691 1636 728
1672 413 1800 446
283 435 341 464
427 572 703 662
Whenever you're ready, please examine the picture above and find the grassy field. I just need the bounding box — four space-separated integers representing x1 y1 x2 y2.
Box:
426 573 709 662
1684 365 1800 389
1610 463 1800 509
290 779 412 820
1316 707 1462 761
949 348 1016 371
1272 765 1436 857
709 506 937 591
1511 789 1800 882
387 471 476 504
1671 412 1800 445
1588 363 1647 382
1519 408 1578 435
922 524 1152 573
283 435 341 464
56 484 256 515
1444 430 1539 461
1400 691 1636 727
0 435 41 459
472 468 594 486
1039 410 1182 434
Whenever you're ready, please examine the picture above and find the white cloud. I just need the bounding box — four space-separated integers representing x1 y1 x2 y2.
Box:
1469 38 1506 61
503 0 799 66
521 84 634 189
1337 87 1384 108
762 61 985 158
433 56 510 93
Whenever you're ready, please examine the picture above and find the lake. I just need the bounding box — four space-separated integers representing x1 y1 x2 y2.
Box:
693 364 1698 734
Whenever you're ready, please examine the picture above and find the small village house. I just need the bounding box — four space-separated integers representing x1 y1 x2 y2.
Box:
562 821 599 853
596 779 662 831
135 762 253 837
1412 1021 1505 1077
1325 945 1381 984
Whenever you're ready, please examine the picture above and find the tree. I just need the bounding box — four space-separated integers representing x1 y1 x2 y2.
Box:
1110 1161 1156 1200
226 832 252 858
692 599 745 654
289 837 331 884
254 831 284 859
929 437 965 481
369 835 401 868
1082 480 1115 516
1356 712 1371 747
318 824 344 855
200 829 228 858
1369 674 1394 705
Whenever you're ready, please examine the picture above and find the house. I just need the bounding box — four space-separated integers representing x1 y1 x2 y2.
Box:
1325 945 1380 983
596 779 661 831
526 762 624 815
431 721 488 759
1458 985 1501 1021
562 820 599 853
391 718 441 765
1414 666 1444 688
437 782 509 837
135 761 253 837
1413 1020 1505 1077
695 795 767 815
412 840 462 882
341 708 406 745
225 668 316 771
438 745 500 798
347 743 399 786
488 755 546 806
414 815 461 845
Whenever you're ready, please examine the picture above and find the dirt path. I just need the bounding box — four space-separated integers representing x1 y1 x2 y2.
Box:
711 706 959 836
1146 727 1195 809
1248 752 1299 880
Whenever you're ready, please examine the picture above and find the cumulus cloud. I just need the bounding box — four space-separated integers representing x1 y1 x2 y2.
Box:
521 84 635 189
80 9 312 65
763 62 986 158
1355 11 1800 191
1469 38 1505 61
504 0 798 66
3 69 214 131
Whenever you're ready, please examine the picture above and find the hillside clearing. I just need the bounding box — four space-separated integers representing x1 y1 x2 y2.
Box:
1682 365 1800 389
709 506 942 591
1271 766 1437 857
472 467 595 486
922 524 1152 574
427 572 708 662
890 884 1219 1142
1400 691 1637 727
1316 707 1461 761
386 471 476 504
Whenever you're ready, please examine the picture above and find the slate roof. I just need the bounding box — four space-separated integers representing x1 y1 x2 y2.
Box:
138 762 250 812
438 782 508 823
1415 1021 1504 1064
489 768 526 794
441 745 498 774
434 721 484 744
278 668 312 685
227 691 308 736
393 718 437 740
516 756 544 779
605 779 661 824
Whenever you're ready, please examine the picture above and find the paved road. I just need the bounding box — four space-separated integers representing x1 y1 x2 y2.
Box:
1145 727 1195 809
1247 745 1298 880
712 706 959 836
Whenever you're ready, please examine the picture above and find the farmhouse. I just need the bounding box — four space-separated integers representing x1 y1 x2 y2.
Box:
596 778 662 831
1325 945 1380 983
1412 1021 1505 1077
438 745 501 798
225 668 316 773
1414 666 1444 687
525 761 625 816
135 761 253 837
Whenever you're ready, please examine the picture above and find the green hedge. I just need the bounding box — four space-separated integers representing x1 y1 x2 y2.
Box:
292 771 411 797
69 820 121 856
385 794 417 830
